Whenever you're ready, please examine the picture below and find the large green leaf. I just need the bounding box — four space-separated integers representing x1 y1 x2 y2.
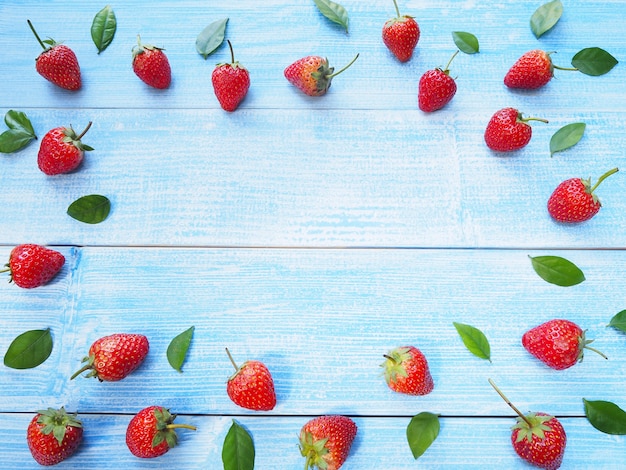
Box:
583 399 626 435
0 110 36 153
196 18 229 59
608 310 626 333
529 255 585 287
407 412 440 459
4 329 53 369
530 0 563 38
91 5 117 53
222 420 255 470
453 322 491 361
313 0 349 33
167 326 194 372
452 31 479 54
550 122 585 157
572 47 618 76
67 195 111 224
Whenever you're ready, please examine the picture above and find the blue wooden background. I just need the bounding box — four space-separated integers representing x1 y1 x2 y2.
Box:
1 0 624 468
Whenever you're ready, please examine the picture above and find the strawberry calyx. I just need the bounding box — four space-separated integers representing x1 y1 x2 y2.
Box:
132 35 164 59
70 353 100 380
62 122 94 152
151 407 197 450
216 40 246 71
311 54 360 94
387 0 414 23
578 329 608 362
299 431 330 470
512 412 554 443
585 167 619 203
36 407 82 445
381 347 411 383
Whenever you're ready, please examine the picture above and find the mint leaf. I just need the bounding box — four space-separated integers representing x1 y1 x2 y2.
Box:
167 326 194 372
67 195 110 224
572 47 618 76
91 5 117 53
452 31 479 54
583 399 626 435
313 0 349 33
222 420 255 470
530 0 563 38
0 110 37 153
4 328 53 369
608 310 626 333
407 412 440 459
196 18 228 59
529 255 585 286
550 122 586 157
453 322 491 361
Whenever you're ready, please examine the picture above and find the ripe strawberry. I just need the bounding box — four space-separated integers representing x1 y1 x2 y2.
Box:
1 244 65 288
418 51 459 112
382 0 420 62
484 107 548 152
26 407 83 466
132 35 171 89
490 380 566 470
27 20 81 91
504 50 577 90
126 406 196 458
212 40 250 112
37 121 93 175
381 345 434 395
299 415 357 470
225 348 276 411
547 168 619 223
70 333 149 381
522 319 607 370
284 54 359 96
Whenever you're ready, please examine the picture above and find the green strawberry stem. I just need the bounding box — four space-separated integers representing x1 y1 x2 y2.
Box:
166 423 197 431
70 359 94 380
444 50 459 72
585 344 608 360
226 39 235 64
225 347 239 371
392 0 401 17
328 53 360 79
26 19 49 51
488 378 532 426
519 113 549 125
75 121 93 141
589 167 619 194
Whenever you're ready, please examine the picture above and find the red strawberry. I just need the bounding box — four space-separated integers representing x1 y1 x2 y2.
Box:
126 406 196 458
484 107 548 152
490 380 566 470
284 54 359 96
299 415 357 470
70 333 149 382
26 407 83 466
418 51 459 112
522 319 607 370
547 168 619 223
27 20 81 91
381 345 434 395
225 348 276 411
37 121 93 175
1 244 65 288
132 35 171 89
504 50 577 90
382 0 420 62
212 40 250 112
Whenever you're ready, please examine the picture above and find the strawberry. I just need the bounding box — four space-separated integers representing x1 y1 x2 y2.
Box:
484 107 548 152
212 40 250 112
490 380 566 470
382 0 420 63
132 35 171 89
522 319 607 370
27 20 81 91
299 415 357 470
26 407 83 466
418 51 459 112
381 345 434 395
284 54 359 96
225 348 276 411
547 168 619 223
37 121 93 175
70 333 149 382
504 50 577 90
126 406 196 458
1 244 65 288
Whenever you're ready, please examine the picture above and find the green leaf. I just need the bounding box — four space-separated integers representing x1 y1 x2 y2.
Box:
530 0 563 38
583 399 626 435
222 420 255 470
196 18 229 59
91 5 117 54
549 122 586 157
571 47 618 76
5 110 35 135
452 31 479 54
4 329 53 369
529 255 585 287
453 322 491 361
407 412 440 459
0 110 36 153
67 195 111 224
167 326 194 372
608 310 626 333
313 0 349 33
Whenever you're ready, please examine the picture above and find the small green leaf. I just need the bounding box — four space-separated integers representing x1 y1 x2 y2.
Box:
196 18 229 59
167 326 194 372
583 399 626 435
4 329 53 369
91 5 117 53
313 0 349 33
530 0 563 38
0 110 36 153
407 412 440 459
5 110 35 135
549 122 586 157
452 32 479 54
222 420 255 470
571 47 618 76
608 310 626 333
453 322 491 361
529 255 585 287
67 195 111 224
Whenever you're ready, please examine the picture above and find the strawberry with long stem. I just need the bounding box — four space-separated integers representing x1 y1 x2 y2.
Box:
383 0 420 62
284 53 359 96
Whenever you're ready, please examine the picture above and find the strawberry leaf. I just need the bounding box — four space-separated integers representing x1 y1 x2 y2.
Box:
0 110 36 153
549 122 586 157
222 420 255 470
608 310 626 333
571 47 618 76
530 0 563 38
91 5 117 53
407 412 440 459
453 322 491 361
67 195 111 224
196 18 229 59
529 255 585 287
583 399 626 435
313 0 349 33
167 326 194 372
452 31 479 54
4 328 53 369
